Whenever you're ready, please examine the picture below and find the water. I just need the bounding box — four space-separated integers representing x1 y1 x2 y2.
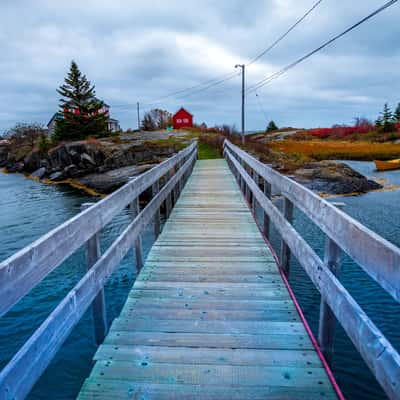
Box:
0 165 399 399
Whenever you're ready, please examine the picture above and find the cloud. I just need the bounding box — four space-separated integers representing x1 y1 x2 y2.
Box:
0 0 399 132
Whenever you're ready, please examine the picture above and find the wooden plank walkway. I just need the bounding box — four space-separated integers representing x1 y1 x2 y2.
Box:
78 159 337 399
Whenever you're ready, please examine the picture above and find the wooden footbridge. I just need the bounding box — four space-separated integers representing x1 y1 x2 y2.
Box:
0 140 399 399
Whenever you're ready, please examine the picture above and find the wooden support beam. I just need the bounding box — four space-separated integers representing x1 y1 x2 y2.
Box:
80 203 108 346
130 198 143 270
318 203 344 364
152 181 161 237
263 179 272 240
252 170 258 212
280 197 294 276
165 170 172 218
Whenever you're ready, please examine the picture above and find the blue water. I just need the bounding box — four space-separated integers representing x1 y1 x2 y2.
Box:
0 164 399 399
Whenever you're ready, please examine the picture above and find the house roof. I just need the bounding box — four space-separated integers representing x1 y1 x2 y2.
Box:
108 118 119 123
47 112 63 127
173 107 193 117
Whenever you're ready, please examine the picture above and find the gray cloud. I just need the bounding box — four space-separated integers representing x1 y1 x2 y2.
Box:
0 0 399 132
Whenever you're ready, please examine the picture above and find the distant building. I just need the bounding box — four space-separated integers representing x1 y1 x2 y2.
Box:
47 103 120 135
172 107 193 130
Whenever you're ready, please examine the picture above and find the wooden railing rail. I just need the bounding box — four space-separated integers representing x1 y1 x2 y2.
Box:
0 143 197 399
224 139 400 400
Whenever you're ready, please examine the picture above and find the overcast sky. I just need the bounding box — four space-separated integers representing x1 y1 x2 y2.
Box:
1 0 399 132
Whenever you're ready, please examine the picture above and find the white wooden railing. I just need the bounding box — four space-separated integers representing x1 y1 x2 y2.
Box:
0 142 197 399
224 139 400 400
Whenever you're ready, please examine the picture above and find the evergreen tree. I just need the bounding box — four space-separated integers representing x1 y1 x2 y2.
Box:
266 120 278 133
378 103 396 133
54 61 108 141
394 102 400 123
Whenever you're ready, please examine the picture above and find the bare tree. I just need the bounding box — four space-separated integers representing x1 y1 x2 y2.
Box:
141 109 172 131
3 123 47 149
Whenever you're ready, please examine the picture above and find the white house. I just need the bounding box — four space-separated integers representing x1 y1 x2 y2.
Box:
47 103 120 135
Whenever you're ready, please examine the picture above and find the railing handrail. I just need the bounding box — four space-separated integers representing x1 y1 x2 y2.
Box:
224 140 400 304
0 142 197 319
224 139 400 400
0 143 198 399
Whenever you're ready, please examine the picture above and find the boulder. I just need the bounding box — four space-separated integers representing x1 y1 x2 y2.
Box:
81 153 96 165
24 151 42 172
293 161 382 194
77 164 155 193
49 171 64 181
31 167 46 179
63 164 79 178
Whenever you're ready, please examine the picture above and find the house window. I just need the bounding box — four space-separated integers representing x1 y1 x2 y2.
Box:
176 119 182 123
183 118 189 123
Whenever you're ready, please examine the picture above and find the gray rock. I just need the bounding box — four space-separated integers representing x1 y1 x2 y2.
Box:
31 167 46 179
77 164 154 193
81 153 96 165
63 164 79 178
293 161 382 194
49 171 64 181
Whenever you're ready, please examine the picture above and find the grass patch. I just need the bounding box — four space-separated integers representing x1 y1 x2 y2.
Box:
268 140 400 161
198 142 222 160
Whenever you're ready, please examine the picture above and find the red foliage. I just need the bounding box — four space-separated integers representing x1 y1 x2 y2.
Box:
308 123 376 139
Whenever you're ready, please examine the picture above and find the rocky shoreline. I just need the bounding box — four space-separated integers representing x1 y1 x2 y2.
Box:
0 134 191 194
290 160 382 195
0 134 383 196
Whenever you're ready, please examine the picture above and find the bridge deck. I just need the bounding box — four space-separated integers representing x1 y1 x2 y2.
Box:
79 159 336 399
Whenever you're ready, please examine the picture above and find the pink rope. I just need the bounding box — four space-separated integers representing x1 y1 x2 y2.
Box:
240 185 345 399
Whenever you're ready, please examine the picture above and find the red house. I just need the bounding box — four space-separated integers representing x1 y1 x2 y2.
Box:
172 107 193 130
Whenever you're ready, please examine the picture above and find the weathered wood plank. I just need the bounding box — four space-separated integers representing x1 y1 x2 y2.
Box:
78 380 337 400
94 344 322 367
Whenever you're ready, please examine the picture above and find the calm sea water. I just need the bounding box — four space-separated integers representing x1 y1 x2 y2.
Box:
0 163 399 399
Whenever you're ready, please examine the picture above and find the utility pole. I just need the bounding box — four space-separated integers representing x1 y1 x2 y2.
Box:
235 64 245 145
137 102 140 131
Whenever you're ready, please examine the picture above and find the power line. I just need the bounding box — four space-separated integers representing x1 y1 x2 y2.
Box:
247 0 324 66
247 0 399 94
255 92 269 121
111 1 323 110
146 71 239 104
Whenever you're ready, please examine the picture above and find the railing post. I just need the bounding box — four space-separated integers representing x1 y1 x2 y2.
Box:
240 159 245 193
152 180 161 237
80 203 108 345
245 166 251 203
130 197 143 270
280 197 294 276
263 179 272 239
252 170 258 212
318 202 345 364
165 170 172 218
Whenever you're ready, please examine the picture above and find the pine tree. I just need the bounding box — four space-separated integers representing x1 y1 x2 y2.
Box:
53 61 108 141
379 103 396 133
266 120 278 133
394 103 400 123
